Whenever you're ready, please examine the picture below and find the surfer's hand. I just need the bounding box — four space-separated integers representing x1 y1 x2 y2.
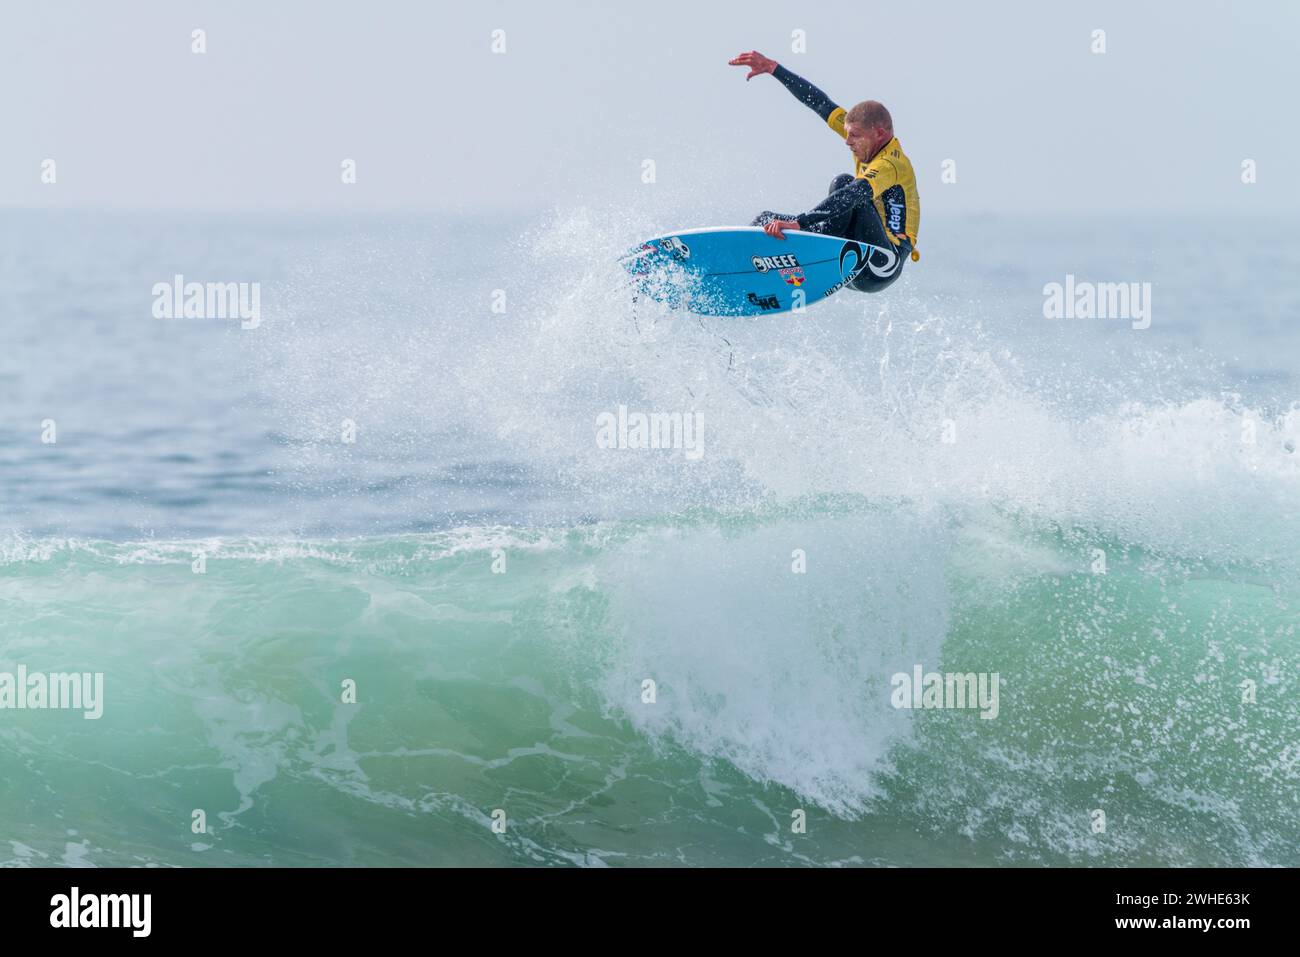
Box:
762 218 799 240
728 51 778 80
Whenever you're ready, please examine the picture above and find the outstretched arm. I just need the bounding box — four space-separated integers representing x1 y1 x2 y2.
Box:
728 51 844 129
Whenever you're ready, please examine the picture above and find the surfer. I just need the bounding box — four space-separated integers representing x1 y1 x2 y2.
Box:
728 50 920 293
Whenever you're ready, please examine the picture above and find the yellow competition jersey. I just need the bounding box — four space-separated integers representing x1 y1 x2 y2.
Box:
826 111 920 249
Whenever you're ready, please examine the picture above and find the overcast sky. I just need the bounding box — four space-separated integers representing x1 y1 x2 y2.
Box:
3 0 1297 215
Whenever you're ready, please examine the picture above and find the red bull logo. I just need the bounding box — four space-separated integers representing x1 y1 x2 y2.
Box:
780 267 805 287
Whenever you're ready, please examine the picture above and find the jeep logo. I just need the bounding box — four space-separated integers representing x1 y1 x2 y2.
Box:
887 201 903 233
751 254 800 273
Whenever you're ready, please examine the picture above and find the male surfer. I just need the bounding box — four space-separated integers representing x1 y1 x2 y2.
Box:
728 50 920 293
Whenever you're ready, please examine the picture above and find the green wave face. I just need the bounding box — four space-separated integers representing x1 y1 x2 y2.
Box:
3 507 1295 867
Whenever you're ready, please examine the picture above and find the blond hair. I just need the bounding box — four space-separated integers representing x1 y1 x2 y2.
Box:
845 100 893 133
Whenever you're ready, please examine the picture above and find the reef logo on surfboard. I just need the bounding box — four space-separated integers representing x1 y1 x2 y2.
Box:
751 253 800 273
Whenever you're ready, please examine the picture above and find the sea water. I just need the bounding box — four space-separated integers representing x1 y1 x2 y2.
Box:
0 208 1296 866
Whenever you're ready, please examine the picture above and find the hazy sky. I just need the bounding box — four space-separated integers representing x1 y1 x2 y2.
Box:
3 0 1297 215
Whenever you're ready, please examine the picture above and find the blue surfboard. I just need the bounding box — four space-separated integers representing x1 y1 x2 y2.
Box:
621 226 893 317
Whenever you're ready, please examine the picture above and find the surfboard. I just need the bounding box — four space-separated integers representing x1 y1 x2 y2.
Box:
620 226 891 317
